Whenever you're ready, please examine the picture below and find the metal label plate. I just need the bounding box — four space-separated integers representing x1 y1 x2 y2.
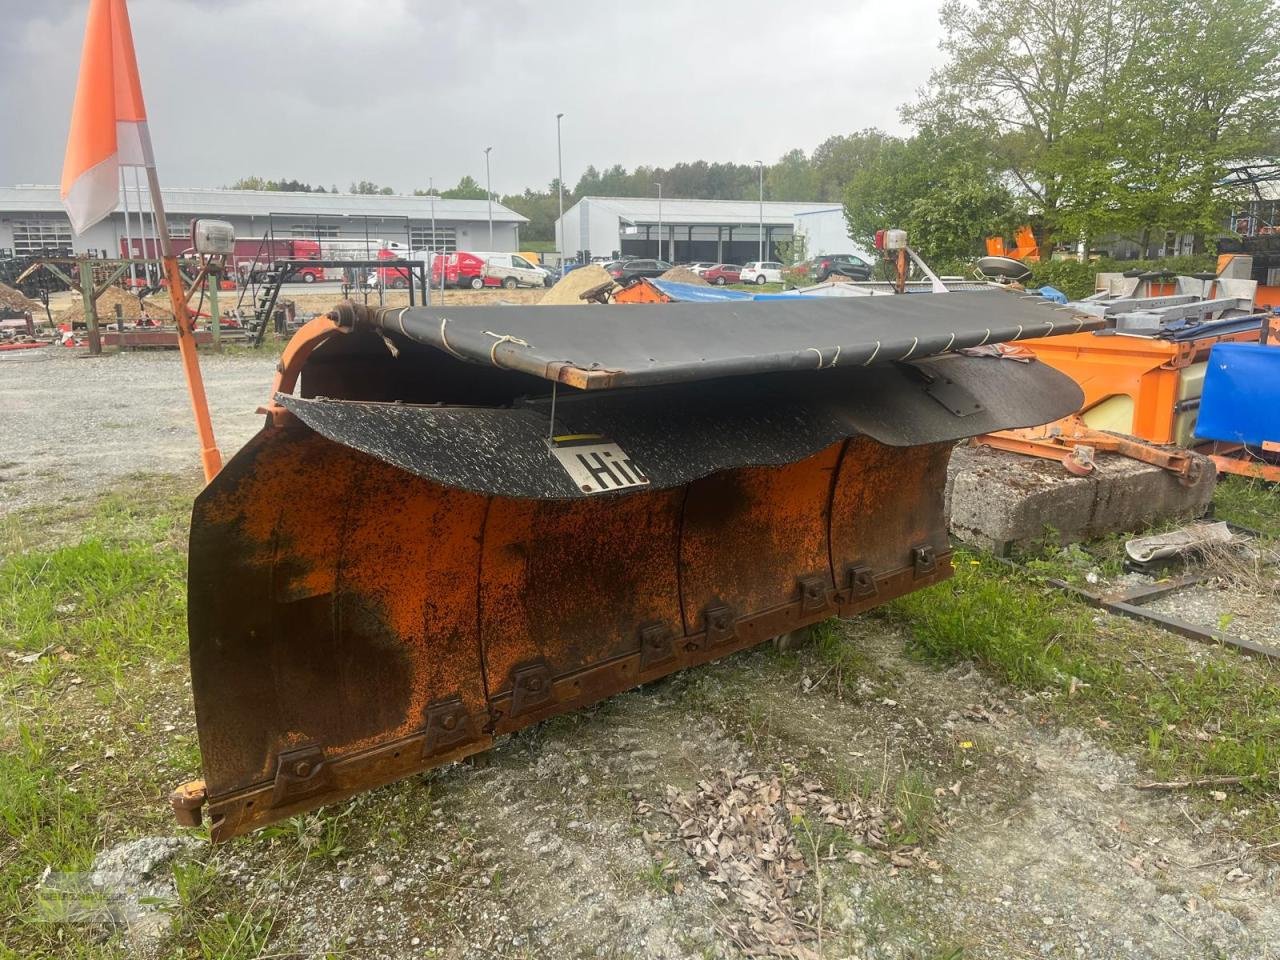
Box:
546 438 649 494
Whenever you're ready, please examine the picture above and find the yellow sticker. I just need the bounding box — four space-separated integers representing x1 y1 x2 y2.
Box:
959 741 973 749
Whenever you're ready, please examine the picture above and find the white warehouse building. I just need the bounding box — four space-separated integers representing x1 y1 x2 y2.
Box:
0 184 527 259
555 196 857 264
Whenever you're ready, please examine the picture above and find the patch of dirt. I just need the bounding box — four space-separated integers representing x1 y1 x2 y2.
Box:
59 285 175 325
282 286 546 317
0 281 39 312
169 620 1280 960
539 264 617 305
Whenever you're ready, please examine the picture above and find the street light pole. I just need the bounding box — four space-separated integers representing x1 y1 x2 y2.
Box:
556 113 565 271
484 146 493 248
428 176 437 301
653 181 662 261
754 160 764 262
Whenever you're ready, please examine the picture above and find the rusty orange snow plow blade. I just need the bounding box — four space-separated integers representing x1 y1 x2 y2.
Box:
176 293 1093 840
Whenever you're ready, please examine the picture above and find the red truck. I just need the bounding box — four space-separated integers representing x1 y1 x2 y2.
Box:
233 238 326 283
119 237 328 283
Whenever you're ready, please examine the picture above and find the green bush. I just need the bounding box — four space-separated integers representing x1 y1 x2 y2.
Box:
1027 254 1217 300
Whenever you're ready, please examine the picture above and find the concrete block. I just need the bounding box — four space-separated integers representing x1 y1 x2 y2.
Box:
945 443 1216 554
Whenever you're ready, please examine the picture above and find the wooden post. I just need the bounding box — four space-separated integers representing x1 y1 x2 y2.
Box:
207 266 222 352
114 303 124 350
79 257 102 355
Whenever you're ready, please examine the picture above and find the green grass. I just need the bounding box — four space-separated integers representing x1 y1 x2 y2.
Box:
886 550 1280 839
1213 475 1280 538
0 481 200 958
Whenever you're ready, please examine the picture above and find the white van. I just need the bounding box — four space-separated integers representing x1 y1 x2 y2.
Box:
483 253 545 289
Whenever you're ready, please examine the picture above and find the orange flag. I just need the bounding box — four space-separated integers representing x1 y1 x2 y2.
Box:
61 0 153 235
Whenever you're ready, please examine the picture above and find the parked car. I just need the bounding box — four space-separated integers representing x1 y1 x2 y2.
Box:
740 261 784 285
442 251 489 289
800 253 873 282
605 258 672 284
684 261 718 275
702 263 742 285
484 252 545 289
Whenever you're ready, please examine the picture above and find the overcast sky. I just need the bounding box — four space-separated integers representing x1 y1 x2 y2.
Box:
0 0 946 196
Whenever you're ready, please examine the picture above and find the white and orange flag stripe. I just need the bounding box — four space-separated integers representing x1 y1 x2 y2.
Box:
60 0 154 235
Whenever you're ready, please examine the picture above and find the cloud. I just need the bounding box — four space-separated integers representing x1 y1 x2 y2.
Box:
0 0 945 195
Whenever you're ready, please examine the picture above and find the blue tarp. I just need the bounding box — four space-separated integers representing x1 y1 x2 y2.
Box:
1195 341 1280 445
648 279 754 302
1160 314 1265 341
648 279 816 302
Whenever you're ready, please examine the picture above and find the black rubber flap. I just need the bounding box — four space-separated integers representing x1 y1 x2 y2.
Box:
377 291 1094 389
278 355 1082 498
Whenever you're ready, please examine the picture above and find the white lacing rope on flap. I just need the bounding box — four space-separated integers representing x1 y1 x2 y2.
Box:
899 336 920 360
438 316 465 358
483 330 531 366
391 307 409 336
862 341 882 366
805 344 842 368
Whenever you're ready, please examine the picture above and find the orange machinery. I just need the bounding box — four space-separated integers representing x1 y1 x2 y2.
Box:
975 269 1266 478
985 225 1040 262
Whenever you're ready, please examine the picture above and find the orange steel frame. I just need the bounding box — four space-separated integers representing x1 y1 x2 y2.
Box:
1014 327 1260 445
973 415 1206 484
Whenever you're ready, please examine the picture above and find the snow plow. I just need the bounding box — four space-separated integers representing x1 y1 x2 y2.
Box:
173 293 1094 840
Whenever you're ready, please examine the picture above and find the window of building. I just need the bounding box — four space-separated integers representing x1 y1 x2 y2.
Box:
409 226 457 252
11 217 73 255
167 220 191 239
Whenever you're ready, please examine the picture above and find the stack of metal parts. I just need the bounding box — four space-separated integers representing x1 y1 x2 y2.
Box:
1077 273 1264 338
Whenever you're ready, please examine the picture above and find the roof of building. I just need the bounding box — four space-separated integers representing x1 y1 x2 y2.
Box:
562 196 841 226
0 184 527 222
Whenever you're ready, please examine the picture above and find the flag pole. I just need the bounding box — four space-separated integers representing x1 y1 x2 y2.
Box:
144 167 222 481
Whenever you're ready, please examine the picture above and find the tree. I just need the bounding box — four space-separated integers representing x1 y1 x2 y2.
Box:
766 149 818 201
440 176 488 200
843 125 1024 262
812 132 898 201
1061 0 1280 251
500 185 561 241
228 177 325 192
349 180 395 195
909 0 1151 246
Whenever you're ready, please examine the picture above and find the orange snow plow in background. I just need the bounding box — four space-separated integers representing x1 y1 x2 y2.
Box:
984 225 1040 262
173 294 1094 840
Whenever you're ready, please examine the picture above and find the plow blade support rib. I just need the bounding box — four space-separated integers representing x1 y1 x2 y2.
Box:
186 296 1087 839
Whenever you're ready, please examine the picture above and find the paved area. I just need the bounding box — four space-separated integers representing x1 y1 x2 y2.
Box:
0 349 276 514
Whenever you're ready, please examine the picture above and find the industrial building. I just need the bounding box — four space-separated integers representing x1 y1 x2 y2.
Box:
555 196 856 264
0 184 527 258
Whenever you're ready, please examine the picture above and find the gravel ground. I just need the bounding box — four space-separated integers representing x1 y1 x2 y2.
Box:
91 626 1280 959
1142 580 1280 651
0 349 275 514
6 343 1279 958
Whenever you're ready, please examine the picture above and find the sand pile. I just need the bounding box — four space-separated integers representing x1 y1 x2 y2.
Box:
0 282 39 313
539 264 616 305
61 285 173 324
658 266 709 285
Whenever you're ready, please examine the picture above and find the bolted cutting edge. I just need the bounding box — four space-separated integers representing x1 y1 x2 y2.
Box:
169 779 208 828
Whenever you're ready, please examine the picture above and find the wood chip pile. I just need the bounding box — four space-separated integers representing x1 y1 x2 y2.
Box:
646 770 938 958
657 266 710 286
539 264 617 305
0 282 39 312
